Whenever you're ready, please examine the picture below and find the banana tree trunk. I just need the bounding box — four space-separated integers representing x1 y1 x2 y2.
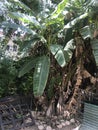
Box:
91 39 98 67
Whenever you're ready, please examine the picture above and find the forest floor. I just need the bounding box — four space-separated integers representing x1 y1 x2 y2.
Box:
20 110 81 130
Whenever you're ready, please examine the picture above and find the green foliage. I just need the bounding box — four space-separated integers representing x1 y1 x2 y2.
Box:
33 56 50 96
50 44 66 67
8 12 41 28
91 39 98 66
63 13 88 29
18 58 37 77
47 0 68 26
80 26 92 39
0 0 98 98
9 0 32 12
1 21 35 34
50 0 68 19
0 58 18 97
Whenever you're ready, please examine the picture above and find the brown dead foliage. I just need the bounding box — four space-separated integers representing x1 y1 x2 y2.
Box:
61 32 97 116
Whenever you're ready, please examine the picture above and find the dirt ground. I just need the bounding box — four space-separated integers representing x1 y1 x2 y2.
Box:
21 124 81 130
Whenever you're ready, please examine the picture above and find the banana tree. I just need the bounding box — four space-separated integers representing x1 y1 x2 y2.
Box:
17 0 72 97
1 0 97 97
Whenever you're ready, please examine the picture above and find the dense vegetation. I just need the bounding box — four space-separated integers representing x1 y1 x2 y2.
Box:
0 0 98 116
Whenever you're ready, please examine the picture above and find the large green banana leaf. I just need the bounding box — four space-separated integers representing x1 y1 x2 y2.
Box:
10 0 32 12
63 13 88 29
47 0 68 25
50 43 74 68
79 26 98 66
80 26 92 39
19 35 41 53
64 39 75 58
1 22 35 34
50 0 68 19
33 56 50 97
50 44 66 67
9 12 41 28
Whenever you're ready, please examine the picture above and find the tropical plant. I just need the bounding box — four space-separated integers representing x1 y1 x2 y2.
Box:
1 0 98 99
0 0 73 97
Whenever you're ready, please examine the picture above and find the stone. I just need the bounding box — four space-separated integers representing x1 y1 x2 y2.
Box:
70 118 75 123
56 120 60 125
60 119 65 122
36 122 40 126
64 111 70 117
38 125 44 130
46 126 52 130
72 125 81 130
61 122 66 126
65 121 70 126
53 116 58 120
57 124 62 129
31 111 36 117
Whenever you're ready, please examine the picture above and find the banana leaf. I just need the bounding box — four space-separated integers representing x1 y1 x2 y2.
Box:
9 12 41 28
50 44 68 67
1 22 35 34
33 56 50 97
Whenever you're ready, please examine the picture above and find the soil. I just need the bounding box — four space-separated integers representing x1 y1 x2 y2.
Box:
21 124 80 130
20 110 81 130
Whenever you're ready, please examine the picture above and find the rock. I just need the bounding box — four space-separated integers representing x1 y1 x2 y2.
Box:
56 120 60 125
52 122 56 127
57 124 62 129
43 124 47 127
61 122 66 126
38 125 44 130
65 121 70 126
70 118 75 123
72 125 81 130
31 111 36 117
64 111 70 117
60 119 65 122
46 126 52 130
22 126 39 130
42 121 46 124
36 121 40 126
53 116 58 120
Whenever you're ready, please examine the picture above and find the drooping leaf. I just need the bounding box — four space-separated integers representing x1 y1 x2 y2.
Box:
18 58 38 77
50 44 66 67
47 0 68 25
1 22 35 34
50 44 63 55
91 39 98 66
50 0 68 19
33 56 50 97
64 39 75 59
9 12 40 28
10 0 32 12
20 35 41 51
80 26 92 39
47 13 64 26
64 39 75 51
64 28 73 44
63 13 88 29
89 0 98 7
19 35 46 57
55 49 67 67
